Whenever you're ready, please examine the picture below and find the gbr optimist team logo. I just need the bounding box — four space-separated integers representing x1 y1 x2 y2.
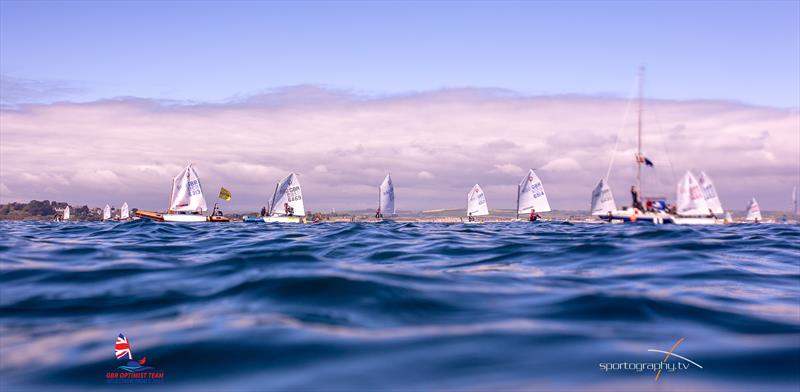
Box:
106 333 165 384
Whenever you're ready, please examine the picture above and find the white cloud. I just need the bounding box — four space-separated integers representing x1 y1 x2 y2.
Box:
417 171 435 180
0 87 797 210
541 157 580 172
493 163 523 175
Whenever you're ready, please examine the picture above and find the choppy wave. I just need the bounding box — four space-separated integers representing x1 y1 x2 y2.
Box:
1 220 798 391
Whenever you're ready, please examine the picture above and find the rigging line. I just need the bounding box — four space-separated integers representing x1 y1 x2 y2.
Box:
605 75 639 181
650 102 678 188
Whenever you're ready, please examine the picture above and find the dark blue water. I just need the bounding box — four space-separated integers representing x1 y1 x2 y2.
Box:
1 220 798 391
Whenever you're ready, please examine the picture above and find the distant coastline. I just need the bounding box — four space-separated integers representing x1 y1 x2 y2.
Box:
1 200 795 223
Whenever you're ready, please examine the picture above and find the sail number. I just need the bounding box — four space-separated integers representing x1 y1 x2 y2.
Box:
187 179 202 196
287 185 302 202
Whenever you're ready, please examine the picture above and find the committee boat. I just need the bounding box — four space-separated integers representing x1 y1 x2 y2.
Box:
134 163 230 222
263 173 305 223
516 169 551 222
590 68 685 225
465 184 488 223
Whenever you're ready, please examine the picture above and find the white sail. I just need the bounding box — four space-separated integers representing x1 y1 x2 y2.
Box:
467 184 489 216
270 173 305 216
793 186 798 215
698 171 724 214
379 174 396 215
120 202 130 220
169 163 208 213
745 197 762 221
677 171 710 216
590 178 617 216
103 204 112 220
63 206 71 220
517 169 551 213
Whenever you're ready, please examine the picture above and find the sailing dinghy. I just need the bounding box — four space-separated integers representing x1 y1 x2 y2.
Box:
590 178 618 217
745 197 762 223
698 171 724 215
465 184 488 223
63 206 71 221
671 171 718 225
120 202 130 221
103 204 112 221
516 169 551 221
263 173 305 223
375 174 396 221
133 163 230 222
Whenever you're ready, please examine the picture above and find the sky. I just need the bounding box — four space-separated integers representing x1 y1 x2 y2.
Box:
1 1 799 211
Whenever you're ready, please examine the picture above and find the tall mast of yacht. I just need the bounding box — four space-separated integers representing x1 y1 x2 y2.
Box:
636 66 644 195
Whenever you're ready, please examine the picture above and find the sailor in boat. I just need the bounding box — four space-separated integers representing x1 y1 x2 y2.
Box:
284 203 295 216
375 207 383 219
261 206 267 217
467 212 475 222
529 209 542 222
630 186 644 211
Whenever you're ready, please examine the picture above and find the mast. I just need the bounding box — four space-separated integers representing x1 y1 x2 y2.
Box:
636 66 644 195
516 184 520 220
269 181 279 215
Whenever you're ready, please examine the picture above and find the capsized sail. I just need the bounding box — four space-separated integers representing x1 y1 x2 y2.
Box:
745 197 762 221
590 178 617 215
120 202 130 220
103 204 112 220
698 171 724 214
270 173 305 216
677 171 710 216
379 174 396 215
467 184 489 216
169 164 208 213
517 169 551 213
63 206 71 220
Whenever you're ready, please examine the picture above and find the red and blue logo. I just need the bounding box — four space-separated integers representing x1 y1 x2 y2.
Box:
106 333 164 384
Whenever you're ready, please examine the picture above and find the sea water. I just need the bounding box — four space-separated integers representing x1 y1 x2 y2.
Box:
1 220 798 390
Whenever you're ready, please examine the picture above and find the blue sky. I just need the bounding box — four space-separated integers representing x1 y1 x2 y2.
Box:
1 0 798 107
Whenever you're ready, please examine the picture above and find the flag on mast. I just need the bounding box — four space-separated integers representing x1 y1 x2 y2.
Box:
218 187 232 201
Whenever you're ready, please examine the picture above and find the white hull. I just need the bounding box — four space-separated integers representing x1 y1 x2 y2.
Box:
263 216 304 223
162 214 208 222
597 209 671 224
670 216 721 225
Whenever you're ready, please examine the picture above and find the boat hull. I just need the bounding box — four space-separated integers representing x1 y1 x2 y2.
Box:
670 216 720 225
133 210 230 222
597 210 672 224
263 216 304 223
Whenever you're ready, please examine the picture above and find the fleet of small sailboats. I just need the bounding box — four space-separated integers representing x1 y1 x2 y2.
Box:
58 72 788 226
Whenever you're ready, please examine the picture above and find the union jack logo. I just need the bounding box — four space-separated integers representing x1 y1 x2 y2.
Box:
115 334 132 360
